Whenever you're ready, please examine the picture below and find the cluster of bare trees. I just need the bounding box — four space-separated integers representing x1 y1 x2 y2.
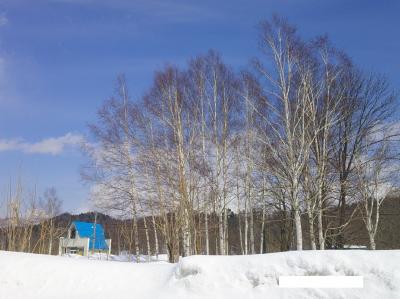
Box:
83 17 399 262
0 181 64 255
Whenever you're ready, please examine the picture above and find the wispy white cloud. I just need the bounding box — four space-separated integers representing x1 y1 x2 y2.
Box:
0 13 11 106
47 0 220 23
0 57 6 83
0 13 8 27
48 0 94 3
0 133 83 155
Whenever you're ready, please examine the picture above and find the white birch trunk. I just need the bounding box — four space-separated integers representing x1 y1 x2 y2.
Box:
204 210 209 255
294 201 303 251
260 203 266 254
143 216 151 262
151 214 159 259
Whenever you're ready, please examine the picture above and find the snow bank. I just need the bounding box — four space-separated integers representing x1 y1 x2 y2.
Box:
61 252 169 263
169 250 400 298
0 251 173 299
0 250 399 299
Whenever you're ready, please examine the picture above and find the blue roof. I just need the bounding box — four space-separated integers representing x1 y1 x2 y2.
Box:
72 221 108 250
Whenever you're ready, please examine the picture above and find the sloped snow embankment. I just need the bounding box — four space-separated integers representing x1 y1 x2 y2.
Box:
169 250 400 298
0 250 399 299
0 251 173 299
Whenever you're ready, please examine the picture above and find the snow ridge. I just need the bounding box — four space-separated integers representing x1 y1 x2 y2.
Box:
0 250 399 299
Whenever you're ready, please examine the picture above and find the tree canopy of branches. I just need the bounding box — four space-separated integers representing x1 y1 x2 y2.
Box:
82 16 399 261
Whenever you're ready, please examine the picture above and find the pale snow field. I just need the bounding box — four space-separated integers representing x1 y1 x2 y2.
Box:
61 252 170 263
0 250 399 299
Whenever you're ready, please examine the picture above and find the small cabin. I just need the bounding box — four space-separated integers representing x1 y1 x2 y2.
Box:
59 221 111 256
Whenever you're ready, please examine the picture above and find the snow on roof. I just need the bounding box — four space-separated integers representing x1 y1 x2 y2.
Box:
72 221 108 250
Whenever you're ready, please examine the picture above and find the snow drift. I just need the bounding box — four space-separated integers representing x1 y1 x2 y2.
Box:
0 250 399 299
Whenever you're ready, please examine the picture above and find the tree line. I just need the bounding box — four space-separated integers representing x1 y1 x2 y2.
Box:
81 16 399 262
0 182 64 254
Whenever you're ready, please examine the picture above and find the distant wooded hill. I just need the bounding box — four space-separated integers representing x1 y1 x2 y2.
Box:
1 196 398 256
45 196 400 255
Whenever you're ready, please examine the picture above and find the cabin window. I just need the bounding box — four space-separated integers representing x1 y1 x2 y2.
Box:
70 228 76 239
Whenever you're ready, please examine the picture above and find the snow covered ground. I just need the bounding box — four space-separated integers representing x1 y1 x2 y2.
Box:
61 252 169 263
0 250 399 299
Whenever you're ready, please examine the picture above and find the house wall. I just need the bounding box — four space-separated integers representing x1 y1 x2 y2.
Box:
59 224 111 256
59 237 89 256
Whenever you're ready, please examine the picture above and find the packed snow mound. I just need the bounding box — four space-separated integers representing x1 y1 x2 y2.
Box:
171 251 400 298
62 252 169 263
0 250 173 299
0 250 399 299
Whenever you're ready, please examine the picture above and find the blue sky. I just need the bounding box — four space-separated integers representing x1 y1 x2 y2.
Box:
0 0 399 214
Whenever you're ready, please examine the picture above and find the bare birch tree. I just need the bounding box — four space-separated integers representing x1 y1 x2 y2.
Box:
355 132 399 249
254 16 319 250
